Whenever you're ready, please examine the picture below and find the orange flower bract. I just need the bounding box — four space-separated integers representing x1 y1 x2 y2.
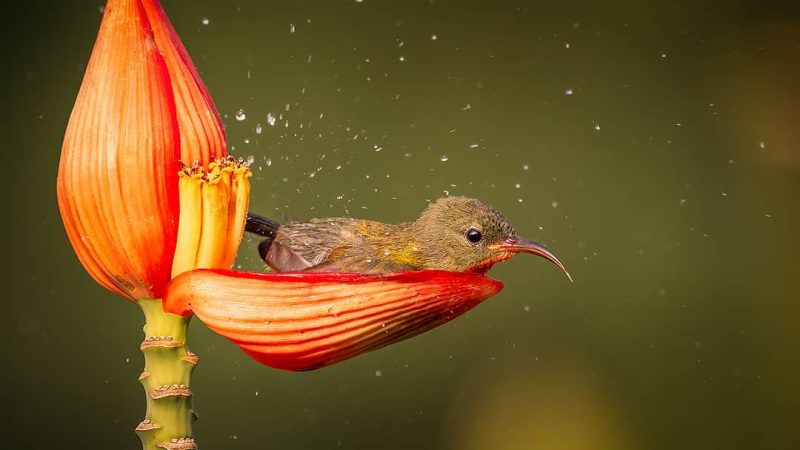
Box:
164 270 504 371
141 0 226 167
57 0 228 300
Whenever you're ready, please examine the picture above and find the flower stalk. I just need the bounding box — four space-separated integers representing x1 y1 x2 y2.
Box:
136 299 197 450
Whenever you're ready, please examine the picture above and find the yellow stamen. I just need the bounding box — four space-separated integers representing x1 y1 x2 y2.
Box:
195 166 230 269
171 169 204 278
171 158 252 276
221 166 252 267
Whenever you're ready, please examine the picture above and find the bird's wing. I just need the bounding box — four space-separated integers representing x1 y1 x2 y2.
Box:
264 241 313 272
272 218 360 270
303 246 385 273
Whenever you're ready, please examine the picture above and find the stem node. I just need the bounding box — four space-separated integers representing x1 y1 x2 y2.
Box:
137 299 195 450
156 437 198 450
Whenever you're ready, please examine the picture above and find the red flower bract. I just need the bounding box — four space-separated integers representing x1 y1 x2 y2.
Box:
140 0 226 167
165 270 504 371
57 0 227 300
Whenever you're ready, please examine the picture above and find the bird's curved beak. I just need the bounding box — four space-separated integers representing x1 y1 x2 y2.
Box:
491 236 573 282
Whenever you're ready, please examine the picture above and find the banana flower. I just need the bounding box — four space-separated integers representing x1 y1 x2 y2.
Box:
57 0 247 448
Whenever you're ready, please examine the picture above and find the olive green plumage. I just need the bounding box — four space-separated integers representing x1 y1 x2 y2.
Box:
247 196 569 278
275 197 514 273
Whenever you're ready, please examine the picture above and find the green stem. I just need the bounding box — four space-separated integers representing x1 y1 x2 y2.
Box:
136 299 198 450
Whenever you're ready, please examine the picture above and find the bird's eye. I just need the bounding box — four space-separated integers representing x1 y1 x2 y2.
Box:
466 228 483 243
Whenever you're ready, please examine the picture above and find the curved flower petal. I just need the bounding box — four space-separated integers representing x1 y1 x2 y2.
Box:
164 270 504 371
57 0 180 300
141 0 226 166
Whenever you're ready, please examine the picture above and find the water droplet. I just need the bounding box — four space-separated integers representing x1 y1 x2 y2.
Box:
398 56 405 62
522 164 529 171
440 155 449 162
431 34 438 40
374 369 383 377
265 158 272 167
235 109 246 121
523 305 530 312
201 18 210 26
515 183 521 188
289 23 296 33
469 143 479 149
594 123 601 131
551 201 559 208
565 42 571 49
564 88 574 96
255 123 262 134
267 113 276 126
679 198 686 205
758 141 765 149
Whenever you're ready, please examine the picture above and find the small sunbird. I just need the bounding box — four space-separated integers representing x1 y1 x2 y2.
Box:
245 196 572 281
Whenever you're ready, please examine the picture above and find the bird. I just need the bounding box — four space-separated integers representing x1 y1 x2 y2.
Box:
245 196 571 280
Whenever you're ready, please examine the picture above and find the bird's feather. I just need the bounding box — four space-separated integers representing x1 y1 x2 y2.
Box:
271 218 359 270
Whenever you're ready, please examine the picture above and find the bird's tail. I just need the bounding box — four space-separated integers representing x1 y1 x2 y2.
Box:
245 212 281 261
246 212 280 237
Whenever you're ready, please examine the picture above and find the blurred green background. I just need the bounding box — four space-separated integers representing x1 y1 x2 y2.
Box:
3 0 799 448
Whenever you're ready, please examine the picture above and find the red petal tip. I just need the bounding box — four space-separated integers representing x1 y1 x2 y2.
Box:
165 269 503 370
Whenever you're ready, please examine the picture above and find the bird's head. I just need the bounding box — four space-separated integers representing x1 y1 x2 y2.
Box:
413 196 572 280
